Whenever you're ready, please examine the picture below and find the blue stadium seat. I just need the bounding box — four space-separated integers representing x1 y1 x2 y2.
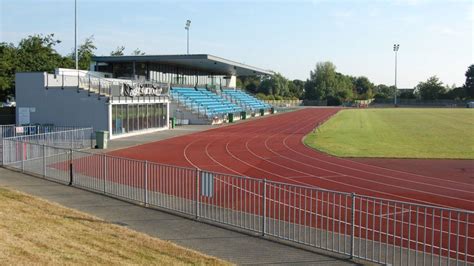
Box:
221 89 271 111
170 87 243 117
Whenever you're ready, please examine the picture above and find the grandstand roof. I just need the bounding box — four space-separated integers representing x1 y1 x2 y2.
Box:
91 54 272 76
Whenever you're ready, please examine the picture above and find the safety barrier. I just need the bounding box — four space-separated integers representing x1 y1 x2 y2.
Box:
2 139 472 265
0 125 93 163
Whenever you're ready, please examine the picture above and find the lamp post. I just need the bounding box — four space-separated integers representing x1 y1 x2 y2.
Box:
185 20 191 54
75 0 78 70
393 44 400 105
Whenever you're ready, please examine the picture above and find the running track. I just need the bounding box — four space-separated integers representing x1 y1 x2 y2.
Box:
110 108 474 212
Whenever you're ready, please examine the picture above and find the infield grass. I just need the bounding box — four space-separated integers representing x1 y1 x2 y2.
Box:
0 186 229 265
304 108 474 159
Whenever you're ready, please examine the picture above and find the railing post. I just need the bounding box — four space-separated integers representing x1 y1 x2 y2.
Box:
91 131 94 149
103 154 107 193
99 79 101 96
195 168 200 219
88 77 91 96
68 149 73 186
262 178 267 236
21 142 25 172
350 192 356 259
144 160 148 206
42 144 46 178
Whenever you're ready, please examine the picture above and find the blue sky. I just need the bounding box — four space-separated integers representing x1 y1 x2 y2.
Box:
1 0 472 88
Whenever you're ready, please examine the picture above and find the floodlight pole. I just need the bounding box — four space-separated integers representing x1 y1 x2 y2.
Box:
393 44 399 106
75 0 78 70
185 20 191 54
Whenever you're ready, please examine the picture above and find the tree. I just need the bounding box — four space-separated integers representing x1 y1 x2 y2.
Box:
258 78 272 95
16 34 67 72
0 43 17 101
354 76 374 99
0 34 71 101
71 35 96 70
132 48 145 56
333 73 353 101
399 89 416 99
415 76 446 100
304 61 353 104
237 76 260 94
304 61 338 100
464 64 474 98
444 87 465 100
110 46 125 56
288 79 304 99
373 84 396 99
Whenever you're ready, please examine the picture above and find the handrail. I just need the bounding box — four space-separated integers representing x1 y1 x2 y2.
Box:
46 71 170 100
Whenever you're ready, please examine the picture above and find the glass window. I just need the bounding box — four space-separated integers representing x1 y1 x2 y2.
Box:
157 103 161 128
124 105 129 133
112 105 117 135
119 105 125 134
131 105 138 131
163 103 167 127
141 104 147 130
150 104 155 128
158 103 163 128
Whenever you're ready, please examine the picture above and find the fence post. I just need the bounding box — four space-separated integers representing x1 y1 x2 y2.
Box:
1 139 4 166
103 154 107 194
42 144 46 178
262 178 267 236
195 168 200 219
68 149 73 186
350 192 356 259
144 160 148 206
91 131 94 149
21 142 25 173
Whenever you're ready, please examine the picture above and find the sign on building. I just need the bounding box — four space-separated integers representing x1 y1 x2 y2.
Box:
18 107 30 125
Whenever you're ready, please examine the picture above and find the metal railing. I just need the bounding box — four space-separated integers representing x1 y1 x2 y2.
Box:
45 72 170 102
0 125 93 163
3 127 93 148
2 139 473 265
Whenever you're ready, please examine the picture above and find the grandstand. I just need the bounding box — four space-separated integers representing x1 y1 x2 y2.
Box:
222 89 271 111
15 54 273 137
171 87 242 119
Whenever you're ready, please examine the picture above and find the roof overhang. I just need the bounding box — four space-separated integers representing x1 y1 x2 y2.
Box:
91 54 272 76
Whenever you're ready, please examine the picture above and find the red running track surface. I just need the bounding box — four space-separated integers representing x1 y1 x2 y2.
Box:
56 107 472 262
109 108 474 211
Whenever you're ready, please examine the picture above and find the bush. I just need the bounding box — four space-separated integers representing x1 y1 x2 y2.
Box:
326 96 342 106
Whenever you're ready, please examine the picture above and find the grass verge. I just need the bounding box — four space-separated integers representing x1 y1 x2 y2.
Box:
304 108 474 159
0 186 230 265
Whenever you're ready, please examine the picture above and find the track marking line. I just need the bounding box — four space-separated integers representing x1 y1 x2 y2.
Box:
288 174 346 179
376 209 413 218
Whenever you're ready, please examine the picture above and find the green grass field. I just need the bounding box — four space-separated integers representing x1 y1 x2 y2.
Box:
304 108 474 159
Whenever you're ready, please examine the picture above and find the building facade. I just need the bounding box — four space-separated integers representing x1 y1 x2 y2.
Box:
15 54 271 139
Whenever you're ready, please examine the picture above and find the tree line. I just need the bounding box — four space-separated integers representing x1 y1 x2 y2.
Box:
238 61 474 104
1 33 473 103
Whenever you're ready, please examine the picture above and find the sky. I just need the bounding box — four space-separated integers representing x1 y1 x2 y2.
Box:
1 0 473 88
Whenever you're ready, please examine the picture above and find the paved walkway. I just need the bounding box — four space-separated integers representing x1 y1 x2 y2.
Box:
105 124 216 151
0 168 358 265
